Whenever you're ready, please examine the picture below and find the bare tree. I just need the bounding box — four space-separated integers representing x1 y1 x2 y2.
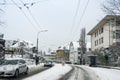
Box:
102 0 120 15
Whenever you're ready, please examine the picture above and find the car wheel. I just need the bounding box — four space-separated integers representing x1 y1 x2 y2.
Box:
14 69 19 78
25 68 28 75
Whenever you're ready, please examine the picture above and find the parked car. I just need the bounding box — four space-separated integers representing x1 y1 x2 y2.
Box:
44 60 53 67
0 58 29 77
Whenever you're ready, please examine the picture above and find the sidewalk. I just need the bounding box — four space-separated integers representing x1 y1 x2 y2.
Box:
96 65 120 70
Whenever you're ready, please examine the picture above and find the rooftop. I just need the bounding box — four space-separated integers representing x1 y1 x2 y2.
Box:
87 15 120 35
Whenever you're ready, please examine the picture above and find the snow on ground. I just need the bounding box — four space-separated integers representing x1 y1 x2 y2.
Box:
23 64 72 80
90 67 120 80
74 65 120 80
74 65 98 80
25 59 44 68
5 54 22 59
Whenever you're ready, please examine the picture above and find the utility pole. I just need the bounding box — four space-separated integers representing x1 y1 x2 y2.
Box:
36 30 48 54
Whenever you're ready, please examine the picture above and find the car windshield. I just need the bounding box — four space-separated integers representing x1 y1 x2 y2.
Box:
45 61 52 64
0 60 4 65
2 60 18 65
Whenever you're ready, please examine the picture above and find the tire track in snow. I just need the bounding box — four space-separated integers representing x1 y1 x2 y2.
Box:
59 65 98 80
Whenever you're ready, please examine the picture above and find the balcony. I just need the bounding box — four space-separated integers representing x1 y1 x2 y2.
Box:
112 26 120 31
113 38 120 43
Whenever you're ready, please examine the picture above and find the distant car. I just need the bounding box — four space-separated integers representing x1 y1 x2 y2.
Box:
44 60 53 67
0 58 29 77
65 61 72 64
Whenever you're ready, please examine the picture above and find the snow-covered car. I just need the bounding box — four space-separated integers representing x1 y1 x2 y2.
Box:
0 58 29 77
44 60 53 67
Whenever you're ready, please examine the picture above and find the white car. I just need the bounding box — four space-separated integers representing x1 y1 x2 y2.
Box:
0 58 29 77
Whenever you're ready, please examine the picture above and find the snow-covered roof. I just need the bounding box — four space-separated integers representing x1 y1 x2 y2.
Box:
5 58 23 60
10 42 19 48
10 40 34 48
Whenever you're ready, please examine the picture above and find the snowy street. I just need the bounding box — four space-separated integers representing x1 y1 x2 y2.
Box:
90 66 120 80
23 64 72 80
60 65 97 80
0 63 120 80
59 65 120 80
2 0 120 80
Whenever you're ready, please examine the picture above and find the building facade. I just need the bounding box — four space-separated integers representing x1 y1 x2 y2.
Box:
88 15 120 51
69 42 81 64
44 51 56 62
56 49 69 63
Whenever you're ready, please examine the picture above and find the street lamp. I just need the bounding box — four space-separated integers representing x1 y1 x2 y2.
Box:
36 30 48 54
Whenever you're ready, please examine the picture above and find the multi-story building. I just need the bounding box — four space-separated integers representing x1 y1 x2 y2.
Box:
87 15 120 51
44 51 56 62
56 49 69 63
69 42 81 64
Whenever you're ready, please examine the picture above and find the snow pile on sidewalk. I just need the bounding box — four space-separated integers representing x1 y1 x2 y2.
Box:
5 54 43 68
90 67 120 80
23 64 72 80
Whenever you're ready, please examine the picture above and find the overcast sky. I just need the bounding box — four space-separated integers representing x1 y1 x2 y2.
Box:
0 0 106 51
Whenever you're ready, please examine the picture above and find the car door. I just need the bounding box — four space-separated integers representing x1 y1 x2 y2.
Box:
20 60 27 72
19 60 26 73
18 60 23 73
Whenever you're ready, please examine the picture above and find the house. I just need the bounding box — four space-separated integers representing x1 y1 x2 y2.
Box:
87 15 120 51
69 41 81 64
9 40 35 58
56 48 69 63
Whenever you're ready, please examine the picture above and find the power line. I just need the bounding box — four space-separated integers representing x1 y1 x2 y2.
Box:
19 0 42 30
72 0 90 40
78 0 90 27
1 0 49 6
11 0 39 31
68 0 81 43
19 0 51 45
19 0 51 49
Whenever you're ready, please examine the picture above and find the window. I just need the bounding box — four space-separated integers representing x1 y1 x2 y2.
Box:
116 21 120 26
95 41 96 46
19 60 26 64
116 32 120 39
101 27 103 33
113 32 116 39
101 37 104 43
77 48 81 51
95 40 99 46
78 56 80 59
95 33 96 37
95 30 99 37
96 31 98 36
78 52 80 54
99 29 101 34
96 40 98 45
99 38 101 44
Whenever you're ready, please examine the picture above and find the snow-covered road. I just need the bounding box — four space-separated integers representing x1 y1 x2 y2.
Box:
61 65 98 80
90 67 120 80
61 65 120 80
1 63 120 80
23 64 72 80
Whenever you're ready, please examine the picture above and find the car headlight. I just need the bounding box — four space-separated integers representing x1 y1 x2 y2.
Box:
3 66 14 71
